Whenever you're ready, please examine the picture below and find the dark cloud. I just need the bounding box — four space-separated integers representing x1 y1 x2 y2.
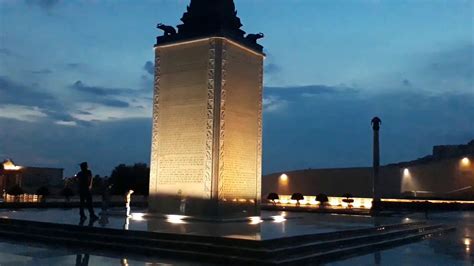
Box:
262 85 474 173
30 69 53 75
25 0 60 10
96 99 130 108
71 80 135 96
264 63 281 75
266 84 358 100
1 79 472 177
143 61 154 75
423 43 473 87
402 79 411 87
65 63 83 69
0 48 13 56
76 110 92 115
0 76 56 107
0 117 152 176
70 81 133 108
0 76 86 125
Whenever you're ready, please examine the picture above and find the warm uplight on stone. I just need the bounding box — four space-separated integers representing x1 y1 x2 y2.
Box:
461 157 470 167
149 0 264 218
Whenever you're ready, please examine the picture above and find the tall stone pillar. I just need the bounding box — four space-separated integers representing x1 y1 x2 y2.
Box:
148 0 264 218
371 116 382 211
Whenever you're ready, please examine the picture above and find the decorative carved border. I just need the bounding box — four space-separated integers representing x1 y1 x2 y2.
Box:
149 49 161 195
217 41 227 200
204 39 216 197
256 58 263 203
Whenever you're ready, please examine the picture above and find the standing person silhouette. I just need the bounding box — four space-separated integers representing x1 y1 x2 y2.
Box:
77 162 98 221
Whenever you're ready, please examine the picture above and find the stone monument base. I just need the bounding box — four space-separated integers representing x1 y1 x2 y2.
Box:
148 195 260 219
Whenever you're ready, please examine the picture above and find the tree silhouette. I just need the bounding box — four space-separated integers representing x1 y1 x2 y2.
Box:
291 193 304 206
316 193 329 207
342 193 354 208
36 186 50 199
109 163 149 195
7 185 23 196
267 192 279 205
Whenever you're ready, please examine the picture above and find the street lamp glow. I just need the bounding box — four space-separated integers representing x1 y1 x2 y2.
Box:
403 168 410 177
280 174 288 181
461 157 470 166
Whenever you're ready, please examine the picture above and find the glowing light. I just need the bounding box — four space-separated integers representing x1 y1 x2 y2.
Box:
403 168 410 176
166 215 187 224
461 157 470 166
280 211 287 217
2 160 21 171
131 212 146 221
249 216 262 224
272 215 286 223
464 238 471 246
279 174 288 182
464 238 471 252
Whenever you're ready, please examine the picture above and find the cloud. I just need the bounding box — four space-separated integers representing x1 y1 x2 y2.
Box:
1 81 472 178
265 63 281 75
262 85 474 174
71 80 135 96
0 117 152 176
143 61 154 75
96 99 130 108
25 0 60 10
427 43 473 80
30 69 53 75
0 48 14 57
263 96 288 113
0 105 47 122
266 84 358 100
415 43 474 93
0 76 86 125
65 63 83 69
55 120 77 126
0 76 57 108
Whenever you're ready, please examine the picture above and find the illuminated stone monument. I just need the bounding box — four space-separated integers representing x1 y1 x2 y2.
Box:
149 0 264 217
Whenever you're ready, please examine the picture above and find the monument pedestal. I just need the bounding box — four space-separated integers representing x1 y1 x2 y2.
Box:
149 37 264 218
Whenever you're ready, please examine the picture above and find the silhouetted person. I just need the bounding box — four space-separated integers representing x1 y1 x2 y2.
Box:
76 254 89 266
101 178 112 212
77 162 98 221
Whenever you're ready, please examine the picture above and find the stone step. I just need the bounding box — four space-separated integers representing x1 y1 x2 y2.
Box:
0 218 427 257
0 218 453 265
273 226 455 265
269 224 445 260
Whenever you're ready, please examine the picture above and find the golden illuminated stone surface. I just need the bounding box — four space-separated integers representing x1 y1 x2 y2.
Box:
149 38 263 217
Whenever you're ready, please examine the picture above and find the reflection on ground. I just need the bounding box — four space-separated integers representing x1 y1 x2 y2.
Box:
0 208 412 240
0 209 471 265
329 211 473 265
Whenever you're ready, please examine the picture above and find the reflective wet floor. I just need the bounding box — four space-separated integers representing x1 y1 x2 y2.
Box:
0 208 411 240
0 210 471 265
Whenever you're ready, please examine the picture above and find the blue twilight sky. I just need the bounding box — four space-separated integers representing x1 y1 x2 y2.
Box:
0 0 473 176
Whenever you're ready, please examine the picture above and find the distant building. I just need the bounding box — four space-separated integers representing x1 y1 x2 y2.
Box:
0 159 63 193
262 140 474 200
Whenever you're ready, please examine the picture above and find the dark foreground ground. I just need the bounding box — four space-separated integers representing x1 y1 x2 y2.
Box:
0 210 471 265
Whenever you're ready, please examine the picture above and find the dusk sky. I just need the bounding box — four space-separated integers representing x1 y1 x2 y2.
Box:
0 0 472 177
